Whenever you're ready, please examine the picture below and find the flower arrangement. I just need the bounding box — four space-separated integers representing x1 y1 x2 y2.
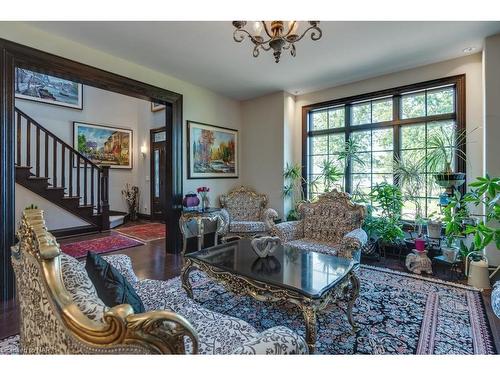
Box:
122 183 140 221
197 186 210 210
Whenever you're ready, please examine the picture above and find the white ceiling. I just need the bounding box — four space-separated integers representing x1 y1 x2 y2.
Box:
28 21 500 101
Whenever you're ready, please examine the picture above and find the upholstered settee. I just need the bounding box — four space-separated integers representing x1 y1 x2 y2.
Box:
11 209 307 355
271 190 367 264
492 281 500 319
219 186 278 239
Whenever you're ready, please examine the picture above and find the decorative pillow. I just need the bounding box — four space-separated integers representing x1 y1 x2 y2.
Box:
85 252 145 314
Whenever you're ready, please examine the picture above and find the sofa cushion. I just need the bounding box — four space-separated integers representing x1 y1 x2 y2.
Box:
230 221 266 233
85 252 145 314
60 253 107 322
286 239 338 256
134 277 259 354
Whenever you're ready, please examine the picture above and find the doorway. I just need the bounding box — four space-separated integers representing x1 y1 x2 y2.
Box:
150 128 167 221
0 38 184 301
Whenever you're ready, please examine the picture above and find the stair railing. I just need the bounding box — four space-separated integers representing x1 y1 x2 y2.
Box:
15 107 110 230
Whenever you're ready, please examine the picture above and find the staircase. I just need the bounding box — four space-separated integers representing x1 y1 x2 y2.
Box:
15 107 110 231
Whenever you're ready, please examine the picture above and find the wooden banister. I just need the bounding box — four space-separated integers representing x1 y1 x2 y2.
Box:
14 107 109 231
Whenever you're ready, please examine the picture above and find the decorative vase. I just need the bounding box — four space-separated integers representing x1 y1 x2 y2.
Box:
201 195 210 211
182 193 200 209
250 236 281 258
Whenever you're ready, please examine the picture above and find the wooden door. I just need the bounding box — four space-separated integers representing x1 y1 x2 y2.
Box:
150 128 167 221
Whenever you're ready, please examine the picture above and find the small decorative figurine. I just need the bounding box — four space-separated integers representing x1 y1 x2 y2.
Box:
406 250 433 275
250 236 281 258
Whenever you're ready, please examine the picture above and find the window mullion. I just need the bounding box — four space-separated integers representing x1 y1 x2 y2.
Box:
345 104 352 193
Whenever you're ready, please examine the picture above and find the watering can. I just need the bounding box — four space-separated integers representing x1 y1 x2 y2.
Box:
465 251 490 289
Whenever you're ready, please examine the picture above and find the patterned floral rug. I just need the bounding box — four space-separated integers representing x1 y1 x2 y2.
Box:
60 234 144 258
0 265 495 355
114 223 166 242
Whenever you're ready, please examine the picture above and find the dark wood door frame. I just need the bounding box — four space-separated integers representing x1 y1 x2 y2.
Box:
0 38 183 301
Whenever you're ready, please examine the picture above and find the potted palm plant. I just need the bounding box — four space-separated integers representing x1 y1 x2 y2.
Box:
426 125 467 191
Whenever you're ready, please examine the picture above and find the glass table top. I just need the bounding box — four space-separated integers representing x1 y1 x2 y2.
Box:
185 239 354 299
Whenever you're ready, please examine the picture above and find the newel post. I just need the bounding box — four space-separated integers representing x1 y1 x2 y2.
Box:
100 166 110 231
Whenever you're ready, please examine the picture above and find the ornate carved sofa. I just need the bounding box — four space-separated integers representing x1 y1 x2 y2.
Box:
10 209 307 355
270 190 367 264
219 186 278 239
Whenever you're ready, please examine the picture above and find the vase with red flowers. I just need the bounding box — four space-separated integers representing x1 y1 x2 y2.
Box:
197 186 210 211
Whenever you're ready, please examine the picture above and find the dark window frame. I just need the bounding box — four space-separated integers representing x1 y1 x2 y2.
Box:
301 75 466 211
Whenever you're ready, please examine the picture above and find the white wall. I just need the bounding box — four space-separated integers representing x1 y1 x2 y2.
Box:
1 22 243 224
241 92 285 217
483 34 500 266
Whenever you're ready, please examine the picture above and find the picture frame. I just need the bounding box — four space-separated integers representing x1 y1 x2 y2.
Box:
73 122 133 169
151 101 166 112
15 67 83 110
187 120 238 179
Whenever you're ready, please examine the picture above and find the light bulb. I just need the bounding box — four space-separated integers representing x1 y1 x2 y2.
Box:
252 21 263 36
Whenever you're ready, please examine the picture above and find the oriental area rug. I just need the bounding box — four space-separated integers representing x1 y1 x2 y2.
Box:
114 223 166 242
0 265 495 355
60 234 144 259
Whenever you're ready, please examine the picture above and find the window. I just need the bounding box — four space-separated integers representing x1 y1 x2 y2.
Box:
303 76 465 219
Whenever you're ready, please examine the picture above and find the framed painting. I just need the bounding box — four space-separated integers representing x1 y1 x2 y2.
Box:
15 67 83 109
187 121 238 179
151 101 166 112
73 122 133 169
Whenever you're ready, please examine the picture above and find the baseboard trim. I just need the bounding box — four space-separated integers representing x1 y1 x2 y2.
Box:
138 213 152 220
51 225 100 239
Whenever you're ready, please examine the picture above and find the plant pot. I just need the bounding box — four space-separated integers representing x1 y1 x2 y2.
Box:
442 246 459 262
426 220 442 239
434 172 466 189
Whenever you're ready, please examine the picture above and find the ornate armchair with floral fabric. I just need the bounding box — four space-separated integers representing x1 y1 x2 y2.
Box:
270 190 367 264
10 209 307 355
218 186 278 239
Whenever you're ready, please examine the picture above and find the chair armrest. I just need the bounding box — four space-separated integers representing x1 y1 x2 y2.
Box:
337 228 368 259
217 208 231 237
231 326 308 354
270 221 303 243
261 208 279 230
103 254 139 285
492 281 500 319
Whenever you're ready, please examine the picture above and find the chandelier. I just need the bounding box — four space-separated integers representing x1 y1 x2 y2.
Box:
232 21 322 63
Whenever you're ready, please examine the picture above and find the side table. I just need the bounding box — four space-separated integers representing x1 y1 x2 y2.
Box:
179 208 223 255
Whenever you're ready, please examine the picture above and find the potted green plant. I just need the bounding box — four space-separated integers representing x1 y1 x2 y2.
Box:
283 163 317 221
426 125 468 191
441 190 470 261
368 182 405 254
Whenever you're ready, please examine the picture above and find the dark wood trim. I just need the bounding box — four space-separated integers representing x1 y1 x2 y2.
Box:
301 74 466 202
0 37 184 301
186 120 239 179
50 225 100 239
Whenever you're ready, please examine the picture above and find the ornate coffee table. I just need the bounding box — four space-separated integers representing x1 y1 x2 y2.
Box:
181 239 360 353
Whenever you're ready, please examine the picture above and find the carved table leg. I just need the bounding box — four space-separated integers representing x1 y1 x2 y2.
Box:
346 272 360 331
181 258 194 299
301 305 317 354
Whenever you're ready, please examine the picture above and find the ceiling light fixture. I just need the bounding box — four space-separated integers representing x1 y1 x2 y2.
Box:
232 21 323 63
462 47 476 53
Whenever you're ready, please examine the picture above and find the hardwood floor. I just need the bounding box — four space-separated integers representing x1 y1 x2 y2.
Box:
1 230 499 353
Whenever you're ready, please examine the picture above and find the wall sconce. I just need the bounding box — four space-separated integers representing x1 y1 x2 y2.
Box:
140 145 148 157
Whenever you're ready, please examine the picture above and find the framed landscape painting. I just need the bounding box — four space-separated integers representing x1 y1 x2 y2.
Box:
151 101 166 112
73 122 133 169
188 121 238 179
15 68 83 109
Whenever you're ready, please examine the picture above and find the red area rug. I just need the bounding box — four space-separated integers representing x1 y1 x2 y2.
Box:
114 223 166 242
60 234 144 259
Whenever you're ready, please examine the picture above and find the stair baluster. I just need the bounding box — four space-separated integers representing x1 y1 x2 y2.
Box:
14 107 109 231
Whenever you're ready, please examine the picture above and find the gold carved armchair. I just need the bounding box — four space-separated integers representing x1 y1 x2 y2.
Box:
11 209 198 354
271 190 367 263
219 186 278 239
